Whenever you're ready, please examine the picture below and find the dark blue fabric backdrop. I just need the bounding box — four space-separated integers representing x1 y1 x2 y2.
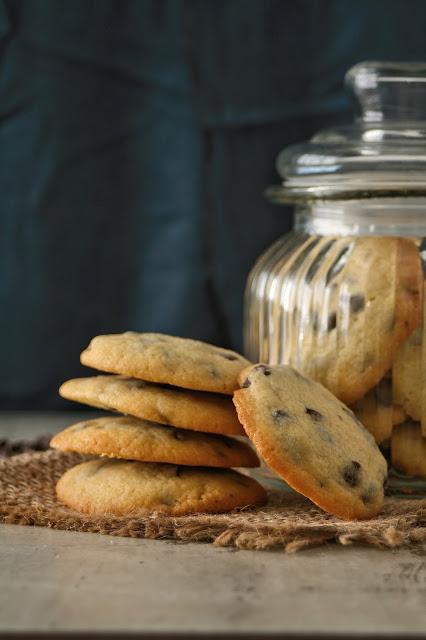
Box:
2 0 426 408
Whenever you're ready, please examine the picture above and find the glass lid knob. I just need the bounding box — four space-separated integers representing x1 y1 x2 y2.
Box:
346 61 426 122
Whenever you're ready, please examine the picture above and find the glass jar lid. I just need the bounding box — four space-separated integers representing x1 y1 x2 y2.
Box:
268 61 426 203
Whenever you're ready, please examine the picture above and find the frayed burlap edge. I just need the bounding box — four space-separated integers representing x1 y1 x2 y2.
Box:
1 449 426 552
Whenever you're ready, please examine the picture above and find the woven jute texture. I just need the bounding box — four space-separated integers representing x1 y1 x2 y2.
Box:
1 449 426 552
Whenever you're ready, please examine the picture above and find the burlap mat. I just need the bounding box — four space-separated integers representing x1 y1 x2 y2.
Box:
1 448 426 552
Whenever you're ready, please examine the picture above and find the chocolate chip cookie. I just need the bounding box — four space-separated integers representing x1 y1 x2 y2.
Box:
50 416 258 468
56 459 267 516
233 364 388 520
298 237 423 405
391 421 426 478
352 376 406 444
59 375 244 436
80 333 250 395
393 328 424 428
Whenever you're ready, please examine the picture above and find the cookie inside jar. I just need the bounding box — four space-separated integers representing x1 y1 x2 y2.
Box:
244 61 426 494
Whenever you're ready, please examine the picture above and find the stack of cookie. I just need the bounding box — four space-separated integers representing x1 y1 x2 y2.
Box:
51 332 390 522
51 332 267 516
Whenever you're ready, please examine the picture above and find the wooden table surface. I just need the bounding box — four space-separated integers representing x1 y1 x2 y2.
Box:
1 412 426 639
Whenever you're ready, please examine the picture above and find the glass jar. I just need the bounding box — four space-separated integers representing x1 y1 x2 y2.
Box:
245 62 426 494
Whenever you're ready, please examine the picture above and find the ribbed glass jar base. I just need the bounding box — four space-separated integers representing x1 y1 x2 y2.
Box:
244 198 426 490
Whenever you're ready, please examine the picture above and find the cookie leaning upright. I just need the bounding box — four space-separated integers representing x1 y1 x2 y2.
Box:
80 333 250 395
233 364 388 520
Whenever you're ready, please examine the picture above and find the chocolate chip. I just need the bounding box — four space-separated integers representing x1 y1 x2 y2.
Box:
241 378 251 388
255 364 272 376
305 407 323 420
173 430 186 441
221 353 238 361
350 294 365 314
327 312 337 332
343 460 362 487
304 408 332 442
272 408 290 422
